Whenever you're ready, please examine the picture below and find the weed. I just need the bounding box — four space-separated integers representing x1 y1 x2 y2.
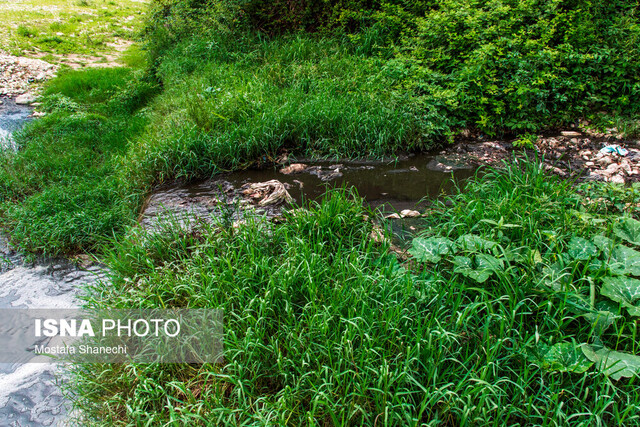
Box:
69 176 640 425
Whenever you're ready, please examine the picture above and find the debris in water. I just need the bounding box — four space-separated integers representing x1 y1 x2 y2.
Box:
280 163 308 174
241 180 294 206
400 209 421 218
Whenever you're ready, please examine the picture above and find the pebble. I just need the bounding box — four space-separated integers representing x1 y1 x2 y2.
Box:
606 163 620 173
400 209 421 218
15 93 36 104
0 51 57 97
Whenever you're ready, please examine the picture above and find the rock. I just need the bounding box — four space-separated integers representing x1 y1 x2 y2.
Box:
409 166 418 171
561 131 581 137
241 180 293 206
0 53 57 97
15 93 36 104
610 174 626 184
385 213 401 219
544 164 567 176
319 170 342 181
327 164 343 170
606 163 620 174
400 209 421 218
280 163 307 174
585 161 595 167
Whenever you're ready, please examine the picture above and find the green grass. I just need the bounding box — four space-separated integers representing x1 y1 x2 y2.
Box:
0 66 156 253
69 165 640 425
0 0 147 59
1 3 639 423
3 1 640 254
117 34 456 187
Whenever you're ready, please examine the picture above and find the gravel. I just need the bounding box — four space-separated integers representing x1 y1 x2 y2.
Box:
0 51 57 99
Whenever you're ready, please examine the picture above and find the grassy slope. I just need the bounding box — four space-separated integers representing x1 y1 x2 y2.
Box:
0 66 155 253
0 0 147 62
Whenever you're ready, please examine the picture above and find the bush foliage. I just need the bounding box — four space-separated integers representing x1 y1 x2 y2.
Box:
145 0 640 138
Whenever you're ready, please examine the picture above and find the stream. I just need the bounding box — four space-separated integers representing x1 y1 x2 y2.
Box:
0 98 475 426
0 98 32 148
142 155 476 243
0 98 104 427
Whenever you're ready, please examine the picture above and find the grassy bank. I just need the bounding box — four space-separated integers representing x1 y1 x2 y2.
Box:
0 1 639 424
71 164 640 425
2 1 639 254
0 66 157 252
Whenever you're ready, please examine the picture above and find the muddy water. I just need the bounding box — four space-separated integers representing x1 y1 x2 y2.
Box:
224 156 474 210
143 155 476 234
0 100 102 426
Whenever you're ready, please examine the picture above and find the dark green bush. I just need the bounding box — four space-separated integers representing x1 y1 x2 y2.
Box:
144 0 640 136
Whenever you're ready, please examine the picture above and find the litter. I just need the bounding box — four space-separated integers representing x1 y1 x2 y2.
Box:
600 145 628 156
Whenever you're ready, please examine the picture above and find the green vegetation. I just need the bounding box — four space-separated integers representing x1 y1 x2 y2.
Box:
145 0 640 137
0 67 156 252
71 165 640 425
0 0 147 60
2 0 640 253
1 1 640 423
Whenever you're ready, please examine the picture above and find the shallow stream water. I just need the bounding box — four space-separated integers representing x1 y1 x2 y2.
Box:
143 155 476 245
0 99 105 426
0 99 32 148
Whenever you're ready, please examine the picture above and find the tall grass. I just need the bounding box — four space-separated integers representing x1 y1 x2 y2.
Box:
124 35 445 185
0 67 155 254
70 168 640 425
